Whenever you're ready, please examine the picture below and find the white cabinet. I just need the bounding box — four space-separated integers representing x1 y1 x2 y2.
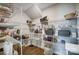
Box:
65 43 79 54
43 41 53 55
3 41 13 55
32 38 42 48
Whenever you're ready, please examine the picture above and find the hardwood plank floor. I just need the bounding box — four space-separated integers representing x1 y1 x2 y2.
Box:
22 45 44 55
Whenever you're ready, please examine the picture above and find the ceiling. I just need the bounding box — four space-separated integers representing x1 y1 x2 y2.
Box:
12 3 55 11
36 3 55 10
0 3 55 19
13 3 56 19
0 3 56 12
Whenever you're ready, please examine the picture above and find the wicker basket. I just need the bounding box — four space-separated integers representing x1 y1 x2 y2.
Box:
64 12 78 20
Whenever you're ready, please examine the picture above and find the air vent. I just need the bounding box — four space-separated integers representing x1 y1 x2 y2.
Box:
24 5 42 19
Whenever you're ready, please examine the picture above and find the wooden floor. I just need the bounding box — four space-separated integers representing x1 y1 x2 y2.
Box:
22 45 44 55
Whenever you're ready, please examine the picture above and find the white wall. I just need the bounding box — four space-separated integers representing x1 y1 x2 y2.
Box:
76 4 79 41
33 3 76 26
76 4 79 26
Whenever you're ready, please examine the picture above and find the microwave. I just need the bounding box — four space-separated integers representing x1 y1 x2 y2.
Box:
58 30 71 37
